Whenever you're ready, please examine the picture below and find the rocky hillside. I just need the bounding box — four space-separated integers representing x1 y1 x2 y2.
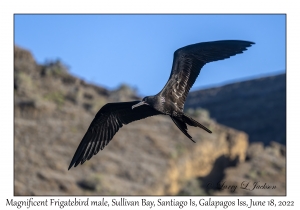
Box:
212 141 286 196
178 141 286 196
14 46 285 196
185 73 286 145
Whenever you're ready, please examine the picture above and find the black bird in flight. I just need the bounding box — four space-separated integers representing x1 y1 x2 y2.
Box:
68 40 254 170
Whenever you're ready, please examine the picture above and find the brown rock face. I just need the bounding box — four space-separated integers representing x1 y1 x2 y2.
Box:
212 142 286 195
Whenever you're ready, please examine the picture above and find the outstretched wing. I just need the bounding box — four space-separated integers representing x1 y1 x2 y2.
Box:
160 40 254 111
68 101 160 169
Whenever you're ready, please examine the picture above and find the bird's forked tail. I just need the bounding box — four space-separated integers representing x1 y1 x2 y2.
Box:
182 114 212 134
170 114 212 143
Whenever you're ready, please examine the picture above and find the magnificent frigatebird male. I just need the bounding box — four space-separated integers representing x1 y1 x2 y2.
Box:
68 40 254 169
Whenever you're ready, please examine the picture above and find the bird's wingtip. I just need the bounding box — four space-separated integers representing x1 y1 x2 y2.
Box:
248 41 255 45
68 161 75 170
227 40 255 46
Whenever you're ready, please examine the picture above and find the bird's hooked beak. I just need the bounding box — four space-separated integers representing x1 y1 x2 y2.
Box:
132 101 148 109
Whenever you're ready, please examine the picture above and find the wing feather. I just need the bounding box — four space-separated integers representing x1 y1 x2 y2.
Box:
93 130 102 155
68 101 160 169
160 40 254 111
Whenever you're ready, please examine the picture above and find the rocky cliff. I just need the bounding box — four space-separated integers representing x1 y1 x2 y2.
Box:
185 73 286 145
14 46 285 196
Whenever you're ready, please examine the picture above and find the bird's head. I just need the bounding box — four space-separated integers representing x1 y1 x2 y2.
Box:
132 96 154 109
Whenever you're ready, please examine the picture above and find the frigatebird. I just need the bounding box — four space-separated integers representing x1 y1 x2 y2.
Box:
68 40 254 169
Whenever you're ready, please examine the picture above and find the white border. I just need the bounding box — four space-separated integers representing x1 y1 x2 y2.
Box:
2 0 298 209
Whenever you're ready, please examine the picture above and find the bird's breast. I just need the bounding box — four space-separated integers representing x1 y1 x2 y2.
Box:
160 100 182 116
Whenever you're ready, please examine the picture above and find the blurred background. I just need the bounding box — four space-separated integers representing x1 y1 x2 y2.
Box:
14 14 286 196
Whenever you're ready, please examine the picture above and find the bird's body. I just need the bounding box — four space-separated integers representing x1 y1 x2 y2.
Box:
68 40 254 170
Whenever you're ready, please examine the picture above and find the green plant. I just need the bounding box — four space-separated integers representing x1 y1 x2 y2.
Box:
44 91 65 107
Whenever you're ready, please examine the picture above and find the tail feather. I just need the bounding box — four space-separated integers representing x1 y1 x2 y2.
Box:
170 117 195 143
182 114 212 133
